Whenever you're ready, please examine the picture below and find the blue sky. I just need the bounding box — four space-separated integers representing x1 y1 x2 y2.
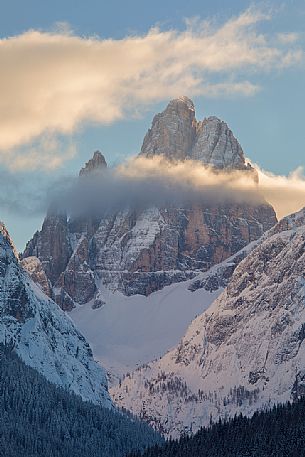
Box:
1 0 305 250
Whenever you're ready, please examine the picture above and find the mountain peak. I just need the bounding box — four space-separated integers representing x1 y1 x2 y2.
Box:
79 151 107 176
0 220 18 259
167 96 195 112
140 97 196 160
192 116 246 169
140 98 247 170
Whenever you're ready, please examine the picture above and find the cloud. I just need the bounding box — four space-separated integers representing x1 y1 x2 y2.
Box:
0 169 48 216
256 165 305 219
2 134 76 172
0 7 303 168
2 155 305 222
117 156 258 192
50 156 305 221
277 32 301 44
55 157 262 218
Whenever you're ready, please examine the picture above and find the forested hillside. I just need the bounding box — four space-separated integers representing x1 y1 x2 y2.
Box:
0 344 162 457
129 398 305 457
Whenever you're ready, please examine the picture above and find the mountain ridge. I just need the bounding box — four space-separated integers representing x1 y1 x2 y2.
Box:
0 220 112 407
111 206 305 436
22 97 276 307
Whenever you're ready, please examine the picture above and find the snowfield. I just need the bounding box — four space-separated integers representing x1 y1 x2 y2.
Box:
70 242 255 380
70 279 221 381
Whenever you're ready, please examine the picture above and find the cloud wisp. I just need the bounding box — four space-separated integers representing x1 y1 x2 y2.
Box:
3 135 77 172
256 165 305 219
0 7 303 169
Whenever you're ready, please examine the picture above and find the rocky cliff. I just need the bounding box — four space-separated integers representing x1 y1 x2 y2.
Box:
111 208 305 436
22 98 277 308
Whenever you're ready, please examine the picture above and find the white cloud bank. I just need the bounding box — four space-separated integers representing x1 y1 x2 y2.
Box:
0 8 303 169
2 155 305 223
257 166 305 219
117 156 305 220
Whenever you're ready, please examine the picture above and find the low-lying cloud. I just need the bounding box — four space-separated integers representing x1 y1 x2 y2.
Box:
49 156 305 221
55 157 262 218
256 166 305 219
2 156 305 223
0 7 303 169
119 158 305 220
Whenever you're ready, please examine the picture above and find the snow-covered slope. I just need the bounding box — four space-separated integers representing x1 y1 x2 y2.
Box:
112 208 305 436
0 222 112 408
70 242 257 380
70 281 219 381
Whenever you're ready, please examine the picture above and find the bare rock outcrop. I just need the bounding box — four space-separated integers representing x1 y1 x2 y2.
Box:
20 256 52 297
79 150 107 176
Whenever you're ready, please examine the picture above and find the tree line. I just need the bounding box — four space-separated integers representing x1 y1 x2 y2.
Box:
129 396 305 457
0 344 162 457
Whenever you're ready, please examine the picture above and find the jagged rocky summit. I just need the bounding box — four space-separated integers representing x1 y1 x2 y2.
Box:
79 150 107 176
0 222 112 407
140 96 251 170
22 98 277 309
111 207 305 436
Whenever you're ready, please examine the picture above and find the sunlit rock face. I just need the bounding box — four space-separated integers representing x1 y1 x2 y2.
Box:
91 202 275 296
140 96 197 161
22 98 277 307
140 96 250 171
20 256 52 297
192 116 247 169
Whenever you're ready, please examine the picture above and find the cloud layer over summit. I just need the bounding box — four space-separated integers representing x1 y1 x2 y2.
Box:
0 8 303 169
4 156 305 225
